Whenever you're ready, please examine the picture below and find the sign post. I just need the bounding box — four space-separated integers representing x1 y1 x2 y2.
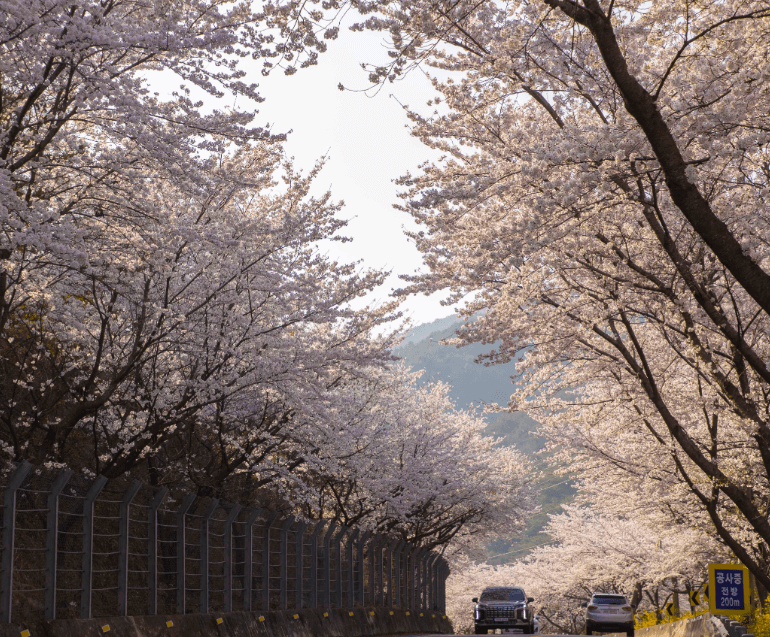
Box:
708 564 750 617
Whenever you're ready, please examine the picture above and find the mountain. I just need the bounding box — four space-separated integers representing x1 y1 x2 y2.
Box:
399 314 462 347
395 314 574 563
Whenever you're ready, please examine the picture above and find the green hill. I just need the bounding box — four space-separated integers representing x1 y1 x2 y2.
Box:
395 315 574 563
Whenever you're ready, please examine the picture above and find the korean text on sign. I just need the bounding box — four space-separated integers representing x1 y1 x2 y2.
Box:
715 569 744 610
709 563 749 616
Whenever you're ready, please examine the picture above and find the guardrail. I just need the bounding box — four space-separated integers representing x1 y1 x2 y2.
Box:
0 462 448 624
635 614 753 637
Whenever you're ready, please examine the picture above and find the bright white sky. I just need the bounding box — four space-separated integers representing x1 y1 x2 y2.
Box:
253 25 456 327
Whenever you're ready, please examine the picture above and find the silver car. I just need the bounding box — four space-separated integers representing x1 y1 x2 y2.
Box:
582 593 635 636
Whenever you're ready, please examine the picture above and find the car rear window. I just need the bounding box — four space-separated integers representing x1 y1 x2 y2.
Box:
480 588 526 602
592 595 628 605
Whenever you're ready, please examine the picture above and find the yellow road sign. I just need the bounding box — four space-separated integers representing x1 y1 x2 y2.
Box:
689 590 700 606
708 563 750 617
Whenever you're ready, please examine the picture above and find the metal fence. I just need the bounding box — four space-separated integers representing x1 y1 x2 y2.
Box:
0 462 449 624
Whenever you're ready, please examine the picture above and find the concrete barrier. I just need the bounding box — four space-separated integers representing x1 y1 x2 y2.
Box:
634 614 724 637
0 607 452 637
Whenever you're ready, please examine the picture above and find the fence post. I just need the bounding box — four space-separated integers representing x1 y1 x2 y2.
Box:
433 555 443 610
278 515 295 611
175 492 197 615
260 511 279 611
308 521 324 609
428 553 435 611
388 540 398 609
376 535 386 607
424 552 432 610
322 522 337 609
440 558 449 612
241 508 261 612
147 487 169 615
346 528 358 608
425 553 432 611
414 548 427 610
367 535 377 607
0 461 31 623
223 503 242 613
415 548 426 610
403 543 413 610
370 535 377 607
357 531 371 606
117 479 143 616
364 534 379 606
394 541 406 609
333 526 347 608
415 549 423 610
384 538 396 608
408 547 417 610
199 498 219 614
404 544 414 610
80 475 107 619
433 555 440 610
43 469 73 620
294 522 308 610
393 540 406 608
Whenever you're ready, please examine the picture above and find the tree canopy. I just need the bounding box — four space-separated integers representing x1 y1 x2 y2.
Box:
0 0 535 549
321 0 770 591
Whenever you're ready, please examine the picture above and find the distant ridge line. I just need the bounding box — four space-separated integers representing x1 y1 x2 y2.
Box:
396 314 460 348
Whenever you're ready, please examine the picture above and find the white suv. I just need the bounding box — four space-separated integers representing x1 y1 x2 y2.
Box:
582 593 635 636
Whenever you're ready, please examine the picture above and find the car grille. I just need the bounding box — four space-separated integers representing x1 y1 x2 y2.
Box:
484 607 524 619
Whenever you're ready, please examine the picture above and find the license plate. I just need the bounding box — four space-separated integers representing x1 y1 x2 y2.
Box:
495 618 508 622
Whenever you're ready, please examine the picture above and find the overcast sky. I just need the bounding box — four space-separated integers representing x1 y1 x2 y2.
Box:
253 25 456 328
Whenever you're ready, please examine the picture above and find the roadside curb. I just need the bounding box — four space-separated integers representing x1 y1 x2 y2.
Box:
0 607 452 637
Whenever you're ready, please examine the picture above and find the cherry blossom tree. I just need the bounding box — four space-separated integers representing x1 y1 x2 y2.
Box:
0 0 377 486
0 132 397 482
303 369 535 549
0 0 538 552
314 0 770 589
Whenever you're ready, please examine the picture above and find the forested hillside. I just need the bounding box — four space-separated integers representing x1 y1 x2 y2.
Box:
396 316 574 563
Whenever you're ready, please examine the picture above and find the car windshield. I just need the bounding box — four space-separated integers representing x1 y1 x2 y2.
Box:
480 588 526 602
592 595 628 605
